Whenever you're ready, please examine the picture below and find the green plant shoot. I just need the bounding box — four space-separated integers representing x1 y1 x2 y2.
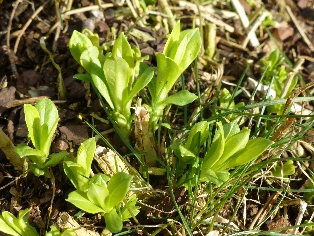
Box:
0 207 38 236
69 30 154 139
66 172 139 233
172 120 273 186
63 137 96 191
147 22 201 130
15 98 67 177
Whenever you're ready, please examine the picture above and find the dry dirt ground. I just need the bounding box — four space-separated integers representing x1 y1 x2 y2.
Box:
1 0 314 235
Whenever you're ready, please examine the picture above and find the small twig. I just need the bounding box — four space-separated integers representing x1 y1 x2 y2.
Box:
62 4 113 16
249 192 279 229
7 0 20 79
231 0 259 47
286 6 314 52
0 175 23 191
279 58 305 99
178 1 234 33
47 168 56 230
242 10 269 48
158 0 176 31
14 0 50 54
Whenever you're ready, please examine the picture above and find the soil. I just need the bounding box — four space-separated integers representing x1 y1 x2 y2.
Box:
1 0 314 235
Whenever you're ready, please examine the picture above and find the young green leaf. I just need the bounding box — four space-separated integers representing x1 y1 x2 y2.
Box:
126 67 155 104
35 98 59 156
185 121 209 154
155 53 179 96
162 90 197 106
90 59 114 109
0 208 38 236
104 172 132 211
103 57 130 112
219 138 274 170
24 104 41 151
202 122 225 169
87 183 109 210
172 29 202 72
163 22 181 57
42 151 68 168
15 144 46 166
67 190 104 214
104 208 123 233
121 195 140 221
112 33 134 72
222 120 240 140
200 168 230 186
76 137 96 177
79 46 99 74
212 128 250 170
63 161 89 191
69 30 94 64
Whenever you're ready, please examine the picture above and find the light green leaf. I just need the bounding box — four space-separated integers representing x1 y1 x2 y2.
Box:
104 172 132 211
103 57 130 112
24 104 41 151
73 74 92 82
163 22 181 57
79 46 99 74
0 216 21 236
87 183 109 210
35 98 59 156
126 67 155 104
90 173 110 186
69 30 94 64
220 138 274 170
67 190 104 214
200 168 230 186
112 33 134 71
63 161 89 191
42 151 67 168
223 120 240 140
173 29 201 72
185 121 209 154
76 138 96 177
121 195 140 221
212 128 250 170
162 90 197 106
29 164 46 177
15 144 46 166
0 211 24 236
90 58 114 109
104 208 123 233
202 122 225 168
272 160 296 178
155 53 179 97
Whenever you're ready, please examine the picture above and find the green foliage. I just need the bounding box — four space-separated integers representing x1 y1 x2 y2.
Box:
66 172 139 233
64 138 139 233
63 137 96 191
304 178 314 202
172 120 273 186
261 50 297 114
148 22 201 130
14 98 67 177
219 88 245 120
0 208 38 236
69 30 154 139
271 160 296 181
